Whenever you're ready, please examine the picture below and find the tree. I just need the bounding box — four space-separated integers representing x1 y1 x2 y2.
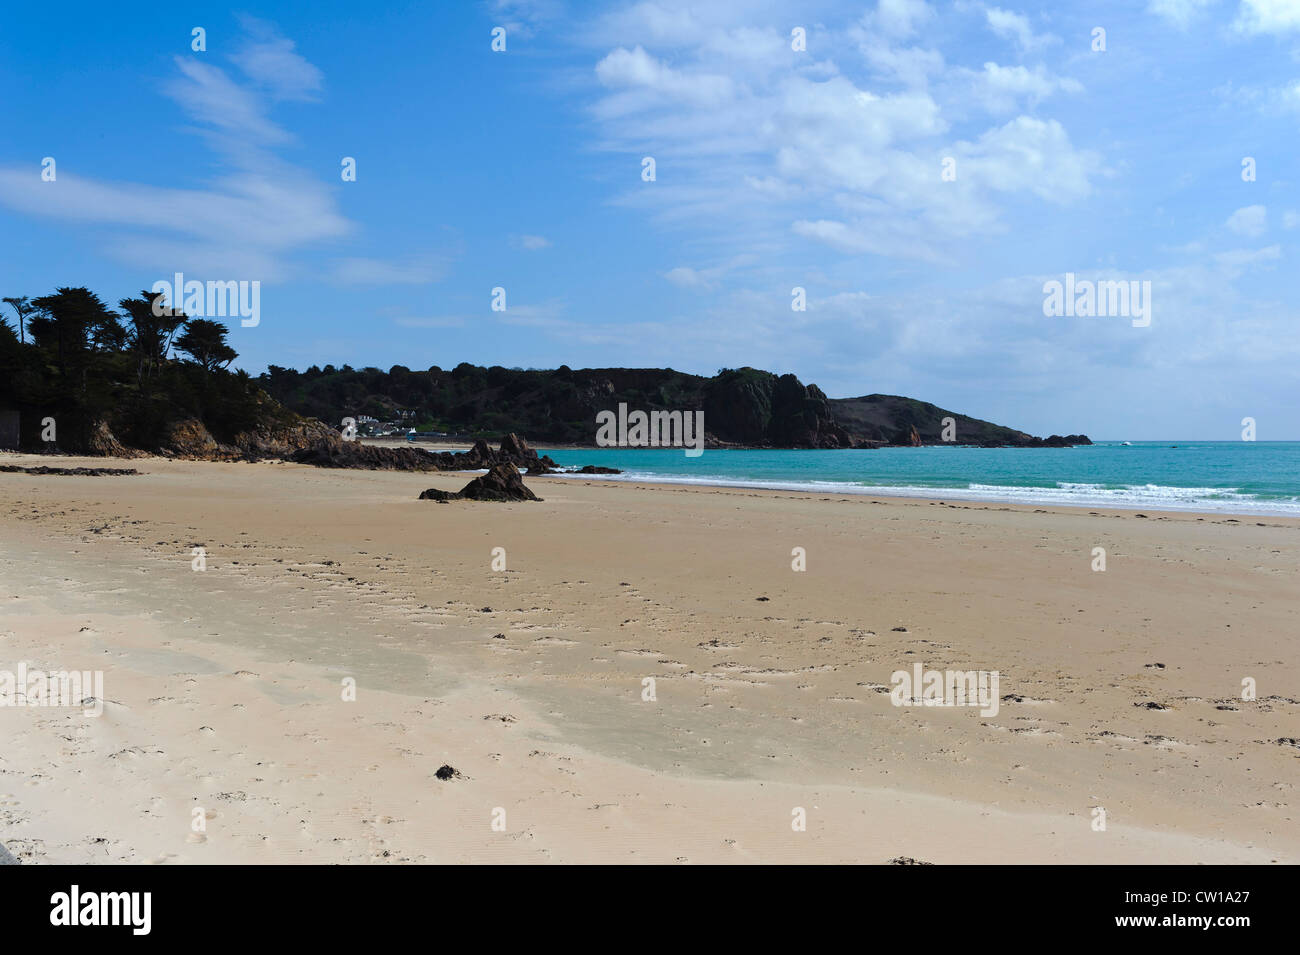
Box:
119 291 186 384
29 287 122 369
2 296 34 345
174 318 237 373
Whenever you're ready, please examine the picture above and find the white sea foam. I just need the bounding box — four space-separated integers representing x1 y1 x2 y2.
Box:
546 471 1300 516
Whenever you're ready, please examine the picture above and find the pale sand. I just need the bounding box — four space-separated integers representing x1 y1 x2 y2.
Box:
0 454 1295 864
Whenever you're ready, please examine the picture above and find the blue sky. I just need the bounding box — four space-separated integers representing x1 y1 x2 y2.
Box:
2 0 1297 438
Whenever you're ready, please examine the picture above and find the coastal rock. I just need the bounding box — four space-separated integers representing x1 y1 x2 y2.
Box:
423 433 557 473
461 463 541 501
162 418 233 459
767 377 852 449
499 432 532 461
419 462 541 502
233 411 339 459
575 465 622 474
86 420 144 458
292 439 443 471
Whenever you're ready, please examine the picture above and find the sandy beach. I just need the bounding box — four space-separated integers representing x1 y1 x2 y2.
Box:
0 454 1296 864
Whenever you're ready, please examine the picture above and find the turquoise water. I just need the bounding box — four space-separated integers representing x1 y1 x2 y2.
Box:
538 442 1300 516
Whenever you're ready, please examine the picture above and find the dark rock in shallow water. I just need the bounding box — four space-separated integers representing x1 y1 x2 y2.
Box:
419 462 541 502
575 465 621 474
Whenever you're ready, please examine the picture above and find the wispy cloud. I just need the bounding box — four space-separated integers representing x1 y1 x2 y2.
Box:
329 254 450 285
0 20 348 281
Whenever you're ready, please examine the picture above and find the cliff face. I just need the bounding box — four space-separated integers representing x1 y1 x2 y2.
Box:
704 369 850 448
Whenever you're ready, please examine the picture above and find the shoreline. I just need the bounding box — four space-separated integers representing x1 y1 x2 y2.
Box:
358 440 1300 519
534 471 1300 520
4 448 1298 521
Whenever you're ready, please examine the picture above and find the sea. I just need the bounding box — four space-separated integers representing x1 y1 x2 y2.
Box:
536 441 1300 517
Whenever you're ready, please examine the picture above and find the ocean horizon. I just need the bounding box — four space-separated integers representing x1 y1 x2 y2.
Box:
536 441 1300 517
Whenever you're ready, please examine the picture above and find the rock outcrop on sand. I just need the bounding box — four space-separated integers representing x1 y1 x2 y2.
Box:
87 421 145 458
419 462 541 502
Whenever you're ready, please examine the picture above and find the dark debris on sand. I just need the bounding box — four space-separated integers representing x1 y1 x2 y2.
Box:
0 465 139 476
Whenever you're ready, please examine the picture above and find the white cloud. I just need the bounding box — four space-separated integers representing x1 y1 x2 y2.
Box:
580 1 1103 265
489 0 565 40
664 266 713 288
967 62 1084 112
872 0 935 39
519 234 552 250
1235 0 1300 34
1213 78 1300 114
663 255 754 289
1226 204 1268 236
960 116 1100 203
984 6 1059 51
595 45 734 106
1148 0 1217 28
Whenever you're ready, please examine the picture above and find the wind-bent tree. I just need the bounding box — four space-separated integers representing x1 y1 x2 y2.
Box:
2 296 34 345
174 318 237 373
119 291 186 385
29 288 123 372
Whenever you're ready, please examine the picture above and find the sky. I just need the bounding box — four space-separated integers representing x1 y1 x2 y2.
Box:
1 0 1298 439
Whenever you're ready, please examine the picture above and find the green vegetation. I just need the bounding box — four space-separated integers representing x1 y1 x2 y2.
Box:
257 363 852 447
0 287 258 451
